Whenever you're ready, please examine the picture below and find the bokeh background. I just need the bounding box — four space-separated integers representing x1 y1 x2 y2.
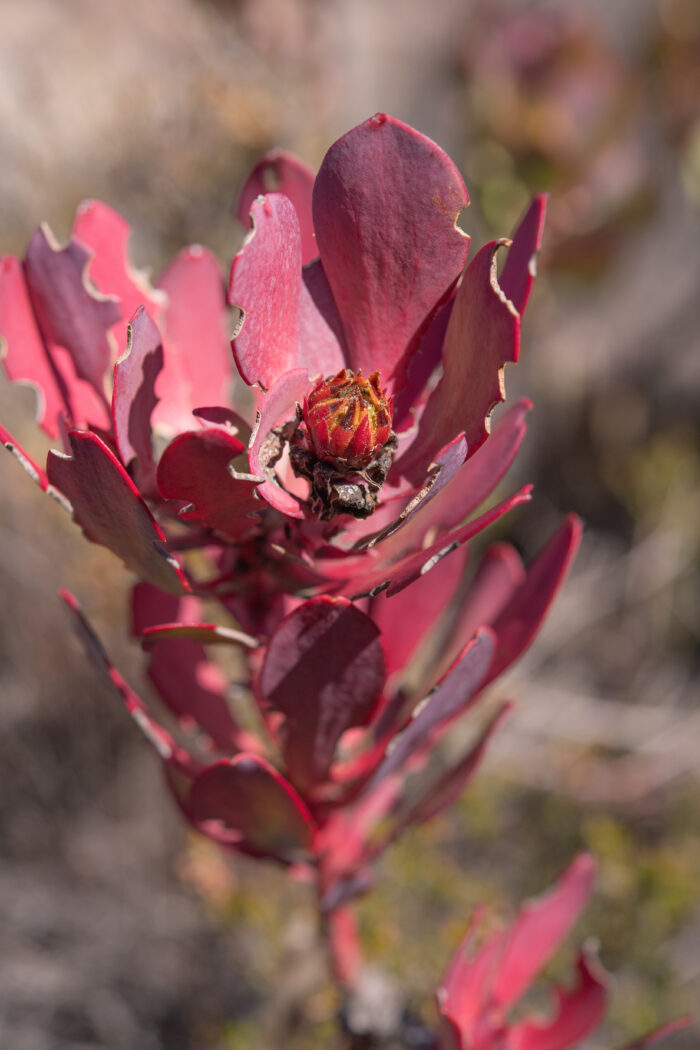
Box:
1 0 699 1047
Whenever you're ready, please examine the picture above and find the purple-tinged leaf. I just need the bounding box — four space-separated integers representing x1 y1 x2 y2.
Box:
298 258 347 376
24 223 121 397
47 430 188 594
370 544 468 679
132 583 240 753
71 199 166 351
260 597 385 789
189 754 316 860
229 193 303 388
313 114 470 387
499 194 547 315
511 950 606 1050
386 400 530 556
439 542 526 680
156 244 232 432
354 433 468 551
336 485 532 599
60 589 198 776
0 256 66 437
398 239 520 483
157 426 262 541
396 703 512 832
236 149 317 265
112 306 162 485
368 628 494 787
486 514 582 685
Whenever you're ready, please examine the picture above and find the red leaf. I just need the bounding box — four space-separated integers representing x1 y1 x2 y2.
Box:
512 950 606 1050
229 194 304 388
189 754 316 860
500 194 547 315
486 515 582 685
156 244 232 432
398 239 520 483
236 149 317 265
260 597 385 789
131 583 240 753
24 223 121 398
157 426 262 541
112 306 162 485
313 114 470 389
0 255 65 437
47 430 188 594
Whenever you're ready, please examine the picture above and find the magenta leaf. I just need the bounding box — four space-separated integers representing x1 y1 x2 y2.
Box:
0 256 66 437
398 239 520 483
486 514 583 685
189 754 316 860
247 367 311 518
260 597 386 789
141 622 259 649
24 223 121 398
229 193 304 388
71 199 165 350
368 628 495 786
47 430 188 594
369 544 469 679
112 305 163 485
499 194 548 315
512 951 606 1050
236 149 317 265
0 423 50 491
157 426 262 541
132 583 241 753
313 114 470 388
156 244 232 431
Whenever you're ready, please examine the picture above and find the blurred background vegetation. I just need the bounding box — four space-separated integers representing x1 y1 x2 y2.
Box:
0 0 698 1047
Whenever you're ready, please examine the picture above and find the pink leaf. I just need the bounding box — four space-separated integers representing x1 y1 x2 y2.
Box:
248 367 311 518
112 305 162 485
260 597 385 789
156 244 232 431
512 951 606 1050
72 199 165 351
236 149 317 265
189 754 316 859
0 423 50 491
313 113 470 388
47 430 188 594
0 256 66 437
229 193 303 388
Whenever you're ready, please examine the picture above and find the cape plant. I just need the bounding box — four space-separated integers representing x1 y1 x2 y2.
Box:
0 115 688 1047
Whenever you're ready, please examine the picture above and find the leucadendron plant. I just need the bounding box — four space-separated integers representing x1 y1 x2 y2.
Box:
0 115 689 1048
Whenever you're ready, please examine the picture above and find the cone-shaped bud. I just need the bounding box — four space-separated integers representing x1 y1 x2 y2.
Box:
303 369 393 471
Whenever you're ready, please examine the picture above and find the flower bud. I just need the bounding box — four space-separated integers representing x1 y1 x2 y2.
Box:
302 369 393 471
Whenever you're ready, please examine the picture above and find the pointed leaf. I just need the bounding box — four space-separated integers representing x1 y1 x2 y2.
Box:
398 239 520 482
500 194 547 315
512 951 606 1050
